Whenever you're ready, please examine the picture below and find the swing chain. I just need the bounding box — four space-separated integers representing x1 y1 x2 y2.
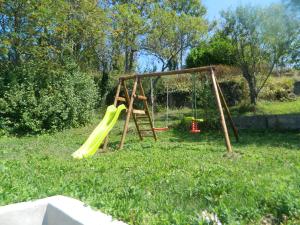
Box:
192 73 197 120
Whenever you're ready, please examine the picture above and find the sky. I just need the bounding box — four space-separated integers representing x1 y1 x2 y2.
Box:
138 0 282 72
202 0 281 21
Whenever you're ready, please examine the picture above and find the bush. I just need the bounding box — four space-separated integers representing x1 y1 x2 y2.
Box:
0 63 97 135
219 80 243 106
258 77 295 101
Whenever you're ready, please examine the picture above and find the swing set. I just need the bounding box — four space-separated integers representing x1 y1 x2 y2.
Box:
150 73 201 133
103 66 239 153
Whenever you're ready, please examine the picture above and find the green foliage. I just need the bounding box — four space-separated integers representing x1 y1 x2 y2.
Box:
0 0 106 69
259 77 296 101
0 120 300 224
186 34 236 68
219 80 243 106
0 62 97 134
221 4 299 104
0 0 105 134
142 0 207 71
178 116 204 132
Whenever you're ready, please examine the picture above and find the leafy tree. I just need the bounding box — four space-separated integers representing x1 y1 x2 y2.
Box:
186 33 236 68
221 4 299 104
0 0 104 134
284 0 300 68
103 1 148 73
0 0 106 69
143 0 207 71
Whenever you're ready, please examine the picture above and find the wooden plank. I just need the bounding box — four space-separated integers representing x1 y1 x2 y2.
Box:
122 80 143 141
210 68 233 153
119 66 214 81
117 96 126 102
137 122 150 125
216 79 239 142
135 116 148 119
133 109 146 115
135 95 147 101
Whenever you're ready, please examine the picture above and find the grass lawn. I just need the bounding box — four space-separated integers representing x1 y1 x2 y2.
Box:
157 98 300 121
1 116 300 224
254 98 300 115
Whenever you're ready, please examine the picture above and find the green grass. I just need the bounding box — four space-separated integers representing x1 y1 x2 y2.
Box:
228 98 300 117
1 117 300 224
254 98 300 115
156 98 300 120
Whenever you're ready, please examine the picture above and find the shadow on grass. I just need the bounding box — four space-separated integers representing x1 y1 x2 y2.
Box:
105 118 300 153
235 130 300 150
168 125 300 151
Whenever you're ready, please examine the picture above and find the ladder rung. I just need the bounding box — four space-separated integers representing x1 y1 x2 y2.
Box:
133 109 146 115
141 134 155 137
139 129 153 132
117 97 126 102
135 95 147 101
138 122 150 125
135 114 148 118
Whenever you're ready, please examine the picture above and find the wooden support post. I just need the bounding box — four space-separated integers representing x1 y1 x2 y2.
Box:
102 80 123 151
216 80 239 142
119 77 138 149
210 68 233 153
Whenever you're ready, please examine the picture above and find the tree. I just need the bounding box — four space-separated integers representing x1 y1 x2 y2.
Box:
186 33 236 68
0 0 106 133
143 0 207 71
284 0 300 69
0 0 107 70
104 1 148 73
221 4 299 104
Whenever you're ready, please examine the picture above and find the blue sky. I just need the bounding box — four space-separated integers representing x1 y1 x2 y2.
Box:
202 0 281 21
138 0 282 72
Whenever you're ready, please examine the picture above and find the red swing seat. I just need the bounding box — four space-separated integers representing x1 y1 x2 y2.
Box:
153 127 169 131
190 120 201 133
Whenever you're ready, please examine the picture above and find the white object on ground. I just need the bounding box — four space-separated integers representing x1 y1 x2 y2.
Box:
0 195 127 225
199 210 222 225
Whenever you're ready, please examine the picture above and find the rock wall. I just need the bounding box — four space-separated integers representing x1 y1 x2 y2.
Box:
294 81 300 96
233 114 300 130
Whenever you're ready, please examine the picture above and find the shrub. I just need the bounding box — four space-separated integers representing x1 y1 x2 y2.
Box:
219 80 243 106
0 63 97 135
258 77 295 101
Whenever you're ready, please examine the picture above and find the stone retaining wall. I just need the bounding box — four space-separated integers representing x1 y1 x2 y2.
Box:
233 114 300 130
294 81 300 96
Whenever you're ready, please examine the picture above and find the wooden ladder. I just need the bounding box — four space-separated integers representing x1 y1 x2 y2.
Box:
103 77 157 150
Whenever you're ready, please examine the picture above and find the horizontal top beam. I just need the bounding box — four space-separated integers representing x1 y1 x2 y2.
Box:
119 66 215 81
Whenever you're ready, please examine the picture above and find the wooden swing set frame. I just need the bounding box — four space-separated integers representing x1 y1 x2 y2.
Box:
103 66 239 153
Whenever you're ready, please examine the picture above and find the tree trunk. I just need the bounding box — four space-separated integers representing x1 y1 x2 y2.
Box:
242 66 257 105
124 47 129 72
248 77 257 105
13 10 21 65
128 48 135 72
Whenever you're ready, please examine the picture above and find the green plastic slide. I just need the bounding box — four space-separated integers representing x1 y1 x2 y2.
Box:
72 104 126 159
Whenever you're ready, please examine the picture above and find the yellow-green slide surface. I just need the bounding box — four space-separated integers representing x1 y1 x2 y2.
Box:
72 104 126 159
